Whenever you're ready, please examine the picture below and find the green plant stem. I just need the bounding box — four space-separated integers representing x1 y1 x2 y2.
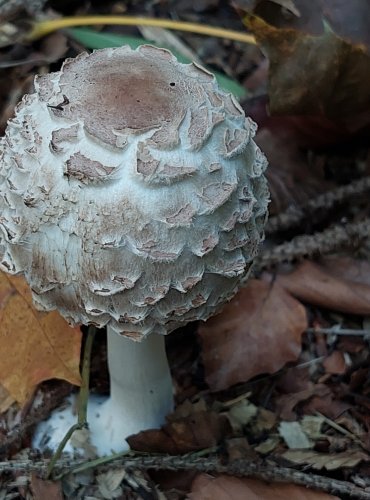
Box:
78 326 96 426
45 325 96 479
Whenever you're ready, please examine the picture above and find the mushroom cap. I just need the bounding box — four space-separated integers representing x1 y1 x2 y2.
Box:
0 45 269 339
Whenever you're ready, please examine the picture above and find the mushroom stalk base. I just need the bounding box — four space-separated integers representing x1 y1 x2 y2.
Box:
94 327 174 455
33 329 173 456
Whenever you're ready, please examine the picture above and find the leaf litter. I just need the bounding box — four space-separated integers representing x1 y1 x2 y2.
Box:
1 1 370 499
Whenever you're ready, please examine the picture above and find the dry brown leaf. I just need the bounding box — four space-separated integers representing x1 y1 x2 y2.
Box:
323 351 347 375
0 272 82 405
198 279 307 392
283 449 370 470
321 256 370 286
190 474 339 499
238 0 370 50
275 260 370 316
242 14 370 118
128 409 231 454
0 384 14 413
30 475 64 500
275 383 330 420
236 0 300 17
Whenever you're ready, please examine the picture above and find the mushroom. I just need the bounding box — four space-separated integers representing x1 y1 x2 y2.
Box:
0 45 269 455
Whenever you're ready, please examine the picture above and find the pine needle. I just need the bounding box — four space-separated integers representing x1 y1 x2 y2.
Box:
28 15 256 45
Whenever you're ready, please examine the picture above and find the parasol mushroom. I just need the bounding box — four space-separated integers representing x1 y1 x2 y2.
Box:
0 45 269 455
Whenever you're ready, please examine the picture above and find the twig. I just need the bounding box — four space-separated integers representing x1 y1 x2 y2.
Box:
307 327 370 337
255 218 370 273
266 176 370 234
1 454 370 499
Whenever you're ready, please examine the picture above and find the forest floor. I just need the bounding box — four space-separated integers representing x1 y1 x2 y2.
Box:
1 0 370 498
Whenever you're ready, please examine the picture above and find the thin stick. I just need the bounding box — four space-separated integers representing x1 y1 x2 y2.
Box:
28 16 256 45
2 454 370 499
266 176 370 234
307 327 370 337
255 218 370 273
77 326 96 426
45 326 96 479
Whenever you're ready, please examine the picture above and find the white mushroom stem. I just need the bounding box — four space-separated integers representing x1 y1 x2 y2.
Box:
32 329 174 456
101 329 174 448
88 328 173 455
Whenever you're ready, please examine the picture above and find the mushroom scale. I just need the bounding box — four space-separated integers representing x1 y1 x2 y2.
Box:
0 45 268 340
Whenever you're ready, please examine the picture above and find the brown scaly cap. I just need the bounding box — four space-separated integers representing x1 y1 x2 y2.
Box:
0 45 269 339
36 45 217 150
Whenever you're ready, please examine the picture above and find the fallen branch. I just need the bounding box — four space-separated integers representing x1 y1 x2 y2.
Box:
256 217 370 273
306 327 370 337
266 176 370 234
1 454 370 499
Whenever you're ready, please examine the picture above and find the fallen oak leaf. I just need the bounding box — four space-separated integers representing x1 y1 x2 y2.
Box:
0 272 82 406
198 279 307 392
190 474 339 499
274 259 370 316
242 14 370 118
0 384 14 414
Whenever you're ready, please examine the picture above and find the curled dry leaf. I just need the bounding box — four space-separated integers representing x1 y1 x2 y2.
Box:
0 272 82 405
242 14 370 118
275 259 370 316
190 474 339 499
127 408 231 454
198 279 307 392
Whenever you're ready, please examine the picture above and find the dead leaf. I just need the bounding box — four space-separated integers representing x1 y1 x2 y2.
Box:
274 260 370 316
97 469 126 499
30 475 64 500
243 14 370 118
301 415 325 440
198 279 307 392
275 383 330 420
226 399 258 432
0 384 14 413
323 351 347 375
128 409 231 454
320 256 370 286
283 448 370 470
235 0 300 17
302 393 352 421
238 0 370 50
278 421 312 449
0 273 82 405
226 437 258 461
190 474 339 499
